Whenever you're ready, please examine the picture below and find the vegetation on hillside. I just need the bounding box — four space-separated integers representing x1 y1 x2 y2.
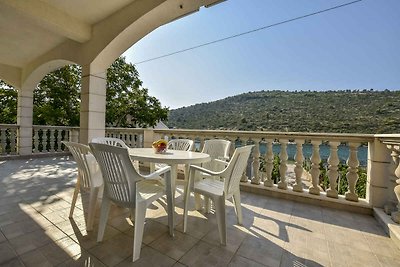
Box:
168 90 400 134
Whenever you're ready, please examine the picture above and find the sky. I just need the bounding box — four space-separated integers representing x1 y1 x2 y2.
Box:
123 0 400 109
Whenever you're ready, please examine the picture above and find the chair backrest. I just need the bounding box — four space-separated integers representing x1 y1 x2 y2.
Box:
201 139 231 171
222 145 254 198
63 141 95 189
167 139 194 151
91 137 129 149
89 143 138 207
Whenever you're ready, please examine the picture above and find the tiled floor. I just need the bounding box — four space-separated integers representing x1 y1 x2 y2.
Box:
1 156 400 266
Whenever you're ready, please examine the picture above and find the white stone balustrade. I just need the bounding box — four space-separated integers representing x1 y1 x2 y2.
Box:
0 124 18 155
3 125 400 214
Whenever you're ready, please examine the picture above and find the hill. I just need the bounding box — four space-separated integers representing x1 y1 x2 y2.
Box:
167 90 400 134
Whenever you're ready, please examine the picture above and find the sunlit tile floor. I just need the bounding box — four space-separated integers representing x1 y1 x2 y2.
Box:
1 156 400 266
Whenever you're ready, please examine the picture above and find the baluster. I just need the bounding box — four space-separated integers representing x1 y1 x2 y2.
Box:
264 139 274 187
278 139 288 190
293 139 304 192
54 130 60 152
327 141 340 198
345 142 360 201
10 129 16 154
33 128 39 153
251 139 261 185
309 140 321 195
240 138 250 182
384 145 400 214
199 137 205 152
389 145 400 223
49 129 56 152
1 129 6 155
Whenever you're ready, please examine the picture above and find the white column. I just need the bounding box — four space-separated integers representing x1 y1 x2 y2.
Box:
293 139 304 192
327 141 340 198
251 139 261 185
80 65 107 144
345 142 360 201
278 139 288 190
309 140 321 195
264 139 274 187
390 145 400 223
17 86 34 155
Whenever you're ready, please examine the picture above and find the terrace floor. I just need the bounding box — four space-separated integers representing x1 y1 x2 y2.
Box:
1 156 400 267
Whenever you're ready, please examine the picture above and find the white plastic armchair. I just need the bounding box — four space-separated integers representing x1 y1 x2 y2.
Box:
63 141 103 231
183 145 254 245
167 139 194 151
156 138 194 181
89 143 172 262
197 139 231 211
201 139 231 172
91 137 129 148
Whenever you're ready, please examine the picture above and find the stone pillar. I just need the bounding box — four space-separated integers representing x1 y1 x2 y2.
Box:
367 139 391 208
17 86 34 155
143 129 155 148
80 65 107 144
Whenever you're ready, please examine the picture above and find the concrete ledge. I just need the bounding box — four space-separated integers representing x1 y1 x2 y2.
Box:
240 182 373 215
0 152 71 161
374 208 400 249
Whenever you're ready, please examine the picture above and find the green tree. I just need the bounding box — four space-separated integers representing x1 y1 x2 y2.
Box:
106 57 168 127
34 65 81 126
0 81 17 124
0 57 168 127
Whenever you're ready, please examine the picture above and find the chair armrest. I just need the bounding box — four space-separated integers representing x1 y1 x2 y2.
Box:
214 159 229 166
190 164 224 176
141 165 171 180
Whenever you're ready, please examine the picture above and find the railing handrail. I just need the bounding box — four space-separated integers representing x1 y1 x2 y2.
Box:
0 124 19 129
33 125 80 130
153 128 375 142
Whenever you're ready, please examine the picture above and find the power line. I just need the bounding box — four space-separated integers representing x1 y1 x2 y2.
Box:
134 0 363 65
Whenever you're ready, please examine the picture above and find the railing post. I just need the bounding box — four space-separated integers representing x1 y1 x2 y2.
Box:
278 139 288 190
327 141 340 198
293 139 304 192
264 139 274 187
143 129 155 148
309 140 321 195
251 139 261 185
367 138 391 208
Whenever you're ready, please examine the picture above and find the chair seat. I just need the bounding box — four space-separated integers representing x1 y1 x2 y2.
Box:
137 180 165 201
194 178 224 196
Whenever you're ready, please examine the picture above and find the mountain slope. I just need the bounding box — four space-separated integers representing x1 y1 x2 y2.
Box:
167 90 400 134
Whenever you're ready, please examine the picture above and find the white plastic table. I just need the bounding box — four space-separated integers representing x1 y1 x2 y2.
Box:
129 148 210 236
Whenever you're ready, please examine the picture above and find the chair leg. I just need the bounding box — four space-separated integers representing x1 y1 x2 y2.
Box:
132 202 147 262
97 197 111 242
183 179 191 233
232 191 243 225
87 187 99 231
194 193 203 211
204 196 212 213
214 196 227 245
69 180 80 218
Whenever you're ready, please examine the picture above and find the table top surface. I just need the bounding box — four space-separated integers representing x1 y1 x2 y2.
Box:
129 148 211 164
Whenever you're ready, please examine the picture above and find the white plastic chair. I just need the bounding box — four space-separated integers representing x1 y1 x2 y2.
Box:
201 139 231 172
167 139 194 151
89 143 172 262
155 139 194 181
199 139 231 211
91 137 129 148
63 141 103 231
183 145 254 245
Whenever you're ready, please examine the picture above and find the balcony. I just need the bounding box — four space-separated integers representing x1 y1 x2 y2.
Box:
1 125 400 266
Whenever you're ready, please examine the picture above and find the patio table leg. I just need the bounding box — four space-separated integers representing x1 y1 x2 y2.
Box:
166 164 177 237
